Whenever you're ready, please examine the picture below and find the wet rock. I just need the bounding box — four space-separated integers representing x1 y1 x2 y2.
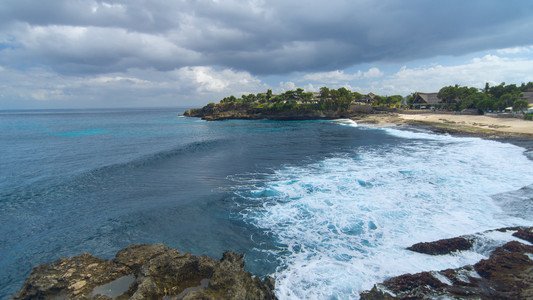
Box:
406 237 473 255
473 241 533 299
512 227 533 243
360 241 533 299
12 244 276 300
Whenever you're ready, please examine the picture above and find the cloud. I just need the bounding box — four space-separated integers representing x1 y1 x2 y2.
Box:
375 54 533 95
496 46 533 55
302 70 362 83
279 81 296 93
301 67 382 84
1 23 201 74
0 65 266 108
2 1 533 108
174 66 264 94
363 68 384 78
1 0 533 76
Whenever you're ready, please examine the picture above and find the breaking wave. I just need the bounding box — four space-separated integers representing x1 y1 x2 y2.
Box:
235 127 533 299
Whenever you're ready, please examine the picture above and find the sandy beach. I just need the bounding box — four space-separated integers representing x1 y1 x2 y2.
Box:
399 113 533 134
355 112 533 139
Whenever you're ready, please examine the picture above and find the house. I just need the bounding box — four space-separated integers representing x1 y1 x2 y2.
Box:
309 92 321 103
362 93 376 104
411 93 442 109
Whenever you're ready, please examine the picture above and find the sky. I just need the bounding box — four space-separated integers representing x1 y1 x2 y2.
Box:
1 0 533 109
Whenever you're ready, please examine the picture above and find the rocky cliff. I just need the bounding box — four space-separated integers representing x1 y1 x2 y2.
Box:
12 244 276 300
183 102 370 121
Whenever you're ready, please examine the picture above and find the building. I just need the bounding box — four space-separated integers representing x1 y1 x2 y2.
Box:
411 93 442 109
362 93 376 104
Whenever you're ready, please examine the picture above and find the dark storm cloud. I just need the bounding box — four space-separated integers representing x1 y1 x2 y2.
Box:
1 0 533 75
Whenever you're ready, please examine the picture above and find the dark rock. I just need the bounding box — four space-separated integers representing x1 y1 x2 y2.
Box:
12 244 277 300
360 241 533 299
473 241 533 299
512 227 533 243
406 237 473 255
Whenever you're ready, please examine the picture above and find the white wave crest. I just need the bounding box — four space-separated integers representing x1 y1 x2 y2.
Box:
237 132 533 299
332 119 358 127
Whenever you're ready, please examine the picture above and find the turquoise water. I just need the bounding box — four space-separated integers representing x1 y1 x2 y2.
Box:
1 108 532 299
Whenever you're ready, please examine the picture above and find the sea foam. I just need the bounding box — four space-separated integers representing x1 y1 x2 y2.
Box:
236 126 533 299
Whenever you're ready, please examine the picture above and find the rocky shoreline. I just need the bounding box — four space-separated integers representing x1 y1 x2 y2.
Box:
183 103 533 141
12 244 276 300
360 226 533 299
182 102 368 121
13 227 533 299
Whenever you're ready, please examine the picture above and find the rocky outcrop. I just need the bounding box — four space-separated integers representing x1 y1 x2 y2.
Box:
183 102 363 121
512 227 533 243
361 227 533 299
12 244 277 300
406 237 474 255
361 241 533 299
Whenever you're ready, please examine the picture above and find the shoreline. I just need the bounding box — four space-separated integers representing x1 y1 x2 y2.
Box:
352 112 533 152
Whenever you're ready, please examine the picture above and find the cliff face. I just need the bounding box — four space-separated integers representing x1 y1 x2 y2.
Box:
183 102 369 121
12 244 276 300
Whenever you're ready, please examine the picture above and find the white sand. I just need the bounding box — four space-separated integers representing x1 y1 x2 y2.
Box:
398 114 533 135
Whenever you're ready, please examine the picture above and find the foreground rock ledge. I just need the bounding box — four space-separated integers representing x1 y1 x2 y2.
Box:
12 244 277 300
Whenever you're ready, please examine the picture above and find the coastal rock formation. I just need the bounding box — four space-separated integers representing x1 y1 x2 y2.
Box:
512 227 533 243
183 102 365 121
361 227 533 299
12 244 276 300
406 237 474 255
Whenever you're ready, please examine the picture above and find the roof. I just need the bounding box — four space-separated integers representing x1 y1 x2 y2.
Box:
414 93 440 105
363 93 376 100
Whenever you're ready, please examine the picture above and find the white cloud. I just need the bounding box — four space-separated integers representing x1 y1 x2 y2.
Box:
0 66 266 108
496 46 533 55
89 76 153 86
30 89 66 101
302 70 362 83
301 67 382 84
279 81 296 93
363 67 384 78
376 53 533 95
175 66 263 94
10 24 202 73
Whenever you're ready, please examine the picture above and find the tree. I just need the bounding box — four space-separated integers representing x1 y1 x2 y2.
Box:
353 91 363 101
501 93 518 107
488 82 506 98
319 87 330 100
330 89 340 100
484 82 490 94
438 86 458 103
266 89 272 101
513 99 529 112
476 97 495 112
301 92 313 103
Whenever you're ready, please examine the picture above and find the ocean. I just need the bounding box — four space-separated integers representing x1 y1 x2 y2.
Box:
1 108 532 299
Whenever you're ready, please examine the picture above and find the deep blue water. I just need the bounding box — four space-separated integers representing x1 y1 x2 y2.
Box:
1 108 532 299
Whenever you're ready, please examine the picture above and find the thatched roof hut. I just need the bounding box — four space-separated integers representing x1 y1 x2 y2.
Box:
411 93 441 109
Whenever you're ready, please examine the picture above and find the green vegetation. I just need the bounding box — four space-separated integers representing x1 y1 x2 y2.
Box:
434 82 533 112
211 81 532 115
215 86 405 112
